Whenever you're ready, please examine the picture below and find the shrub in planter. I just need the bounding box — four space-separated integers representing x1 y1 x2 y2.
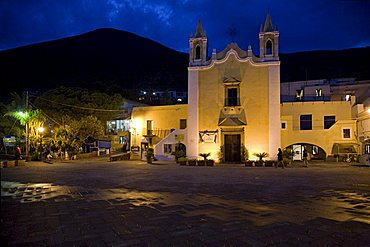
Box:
206 159 214 166
178 157 188 166
255 160 265 167
199 152 210 166
264 160 275 167
197 160 205 166
188 159 197 166
245 160 255 167
146 148 154 164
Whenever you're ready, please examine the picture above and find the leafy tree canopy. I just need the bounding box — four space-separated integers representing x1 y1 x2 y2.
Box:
33 86 123 126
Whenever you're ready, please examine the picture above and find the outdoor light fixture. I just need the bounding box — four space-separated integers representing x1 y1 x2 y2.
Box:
17 111 27 118
37 127 45 133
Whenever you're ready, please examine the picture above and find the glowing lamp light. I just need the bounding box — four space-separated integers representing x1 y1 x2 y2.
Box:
17 111 27 118
367 108 370 114
131 119 142 134
37 127 45 133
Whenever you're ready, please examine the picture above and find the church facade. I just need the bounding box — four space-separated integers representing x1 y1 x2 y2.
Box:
131 14 281 161
187 16 280 161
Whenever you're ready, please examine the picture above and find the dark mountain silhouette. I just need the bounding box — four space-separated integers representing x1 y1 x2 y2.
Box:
0 28 188 101
0 27 369 102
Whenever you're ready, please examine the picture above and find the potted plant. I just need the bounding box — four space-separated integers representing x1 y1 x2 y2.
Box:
199 153 210 166
264 160 274 167
241 145 249 162
253 152 268 166
146 148 154 164
217 146 224 163
283 148 293 167
178 157 188 166
242 146 254 166
188 159 197 166
206 159 214 166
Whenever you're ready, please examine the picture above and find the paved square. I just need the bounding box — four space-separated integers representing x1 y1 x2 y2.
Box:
1 159 370 246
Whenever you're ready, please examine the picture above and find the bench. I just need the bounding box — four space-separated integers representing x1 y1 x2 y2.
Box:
109 153 130 162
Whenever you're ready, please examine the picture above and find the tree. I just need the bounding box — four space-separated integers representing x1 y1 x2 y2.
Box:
1 93 45 155
34 86 123 127
52 115 104 157
253 152 268 161
199 152 211 161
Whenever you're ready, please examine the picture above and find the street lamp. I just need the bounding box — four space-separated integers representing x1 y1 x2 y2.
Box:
37 127 45 134
14 111 30 160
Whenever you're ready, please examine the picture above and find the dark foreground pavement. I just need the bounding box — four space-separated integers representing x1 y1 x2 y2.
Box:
1 158 370 246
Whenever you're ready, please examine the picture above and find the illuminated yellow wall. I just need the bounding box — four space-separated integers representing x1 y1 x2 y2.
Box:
131 104 187 146
281 101 357 155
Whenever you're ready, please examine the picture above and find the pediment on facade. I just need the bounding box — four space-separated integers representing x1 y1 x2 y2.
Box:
218 108 247 126
217 43 247 60
218 117 246 126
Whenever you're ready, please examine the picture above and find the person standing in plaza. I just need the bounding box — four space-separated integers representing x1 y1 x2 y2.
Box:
276 148 284 169
303 147 308 167
15 145 22 160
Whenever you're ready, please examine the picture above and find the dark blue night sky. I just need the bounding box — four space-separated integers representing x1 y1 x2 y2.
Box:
1 0 369 53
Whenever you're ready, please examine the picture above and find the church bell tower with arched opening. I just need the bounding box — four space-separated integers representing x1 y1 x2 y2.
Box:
189 20 208 66
259 13 279 61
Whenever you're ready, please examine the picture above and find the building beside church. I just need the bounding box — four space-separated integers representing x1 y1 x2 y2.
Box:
129 14 370 163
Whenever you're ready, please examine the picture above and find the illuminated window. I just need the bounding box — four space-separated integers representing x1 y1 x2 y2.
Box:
119 136 126 144
195 45 201 59
180 119 187 129
316 88 322 97
324 116 335 129
164 144 172 153
313 146 319 155
266 40 273 55
345 94 351 101
300 114 312 130
296 89 303 101
343 128 351 139
147 120 153 135
365 144 370 154
225 87 240 106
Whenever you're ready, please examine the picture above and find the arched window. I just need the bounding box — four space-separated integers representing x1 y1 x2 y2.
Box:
195 45 201 59
265 40 273 55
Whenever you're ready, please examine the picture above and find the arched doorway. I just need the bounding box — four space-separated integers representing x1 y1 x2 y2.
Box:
284 143 326 161
174 142 186 160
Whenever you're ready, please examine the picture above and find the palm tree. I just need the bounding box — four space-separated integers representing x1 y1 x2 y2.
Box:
199 152 211 161
253 152 268 161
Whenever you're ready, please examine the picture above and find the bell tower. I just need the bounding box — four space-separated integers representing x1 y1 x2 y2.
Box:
259 13 279 61
189 20 208 66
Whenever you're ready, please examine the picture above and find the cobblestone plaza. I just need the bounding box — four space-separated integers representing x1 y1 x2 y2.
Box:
1 159 370 246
